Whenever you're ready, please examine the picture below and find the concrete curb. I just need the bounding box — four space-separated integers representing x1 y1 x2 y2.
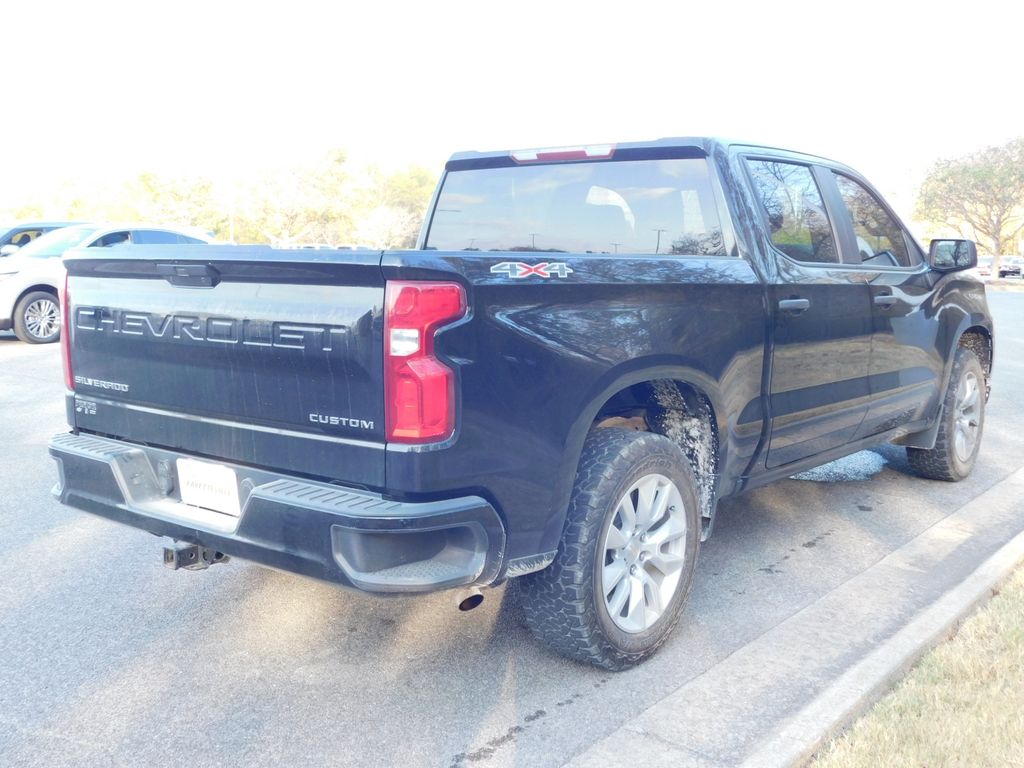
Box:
564 466 1024 768
741 524 1024 768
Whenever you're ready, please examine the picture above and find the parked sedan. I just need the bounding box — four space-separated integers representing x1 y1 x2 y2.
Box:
0 224 213 343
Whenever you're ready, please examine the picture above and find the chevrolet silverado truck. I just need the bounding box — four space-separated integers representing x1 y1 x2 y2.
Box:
49 138 993 669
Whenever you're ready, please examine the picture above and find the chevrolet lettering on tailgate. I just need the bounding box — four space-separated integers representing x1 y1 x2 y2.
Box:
75 307 350 352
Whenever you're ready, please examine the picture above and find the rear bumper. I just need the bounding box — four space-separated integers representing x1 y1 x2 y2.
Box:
49 432 506 593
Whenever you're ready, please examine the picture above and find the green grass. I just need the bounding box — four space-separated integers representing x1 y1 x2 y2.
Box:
812 566 1024 768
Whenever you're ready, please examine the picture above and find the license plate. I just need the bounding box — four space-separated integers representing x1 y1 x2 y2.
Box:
176 458 241 517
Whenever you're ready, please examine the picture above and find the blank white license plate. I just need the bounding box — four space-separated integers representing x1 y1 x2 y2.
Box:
176 458 241 517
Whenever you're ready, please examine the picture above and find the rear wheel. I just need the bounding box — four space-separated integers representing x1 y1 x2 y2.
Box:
13 290 61 344
907 346 985 481
518 428 700 670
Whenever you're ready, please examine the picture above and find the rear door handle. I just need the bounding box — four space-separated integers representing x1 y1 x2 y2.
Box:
778 298 810 313
873 294 898 306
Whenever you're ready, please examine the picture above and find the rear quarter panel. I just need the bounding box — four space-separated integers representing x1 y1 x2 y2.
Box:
382 250 767 562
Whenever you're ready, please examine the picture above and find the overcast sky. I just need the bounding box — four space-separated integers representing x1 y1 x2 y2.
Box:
4 0 1020 221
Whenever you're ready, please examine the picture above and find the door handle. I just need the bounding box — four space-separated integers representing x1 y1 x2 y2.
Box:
873 294 898 306
778 298 810 313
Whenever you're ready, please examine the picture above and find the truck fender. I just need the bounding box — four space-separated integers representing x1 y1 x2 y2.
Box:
898 313 992 450
538 359 727 551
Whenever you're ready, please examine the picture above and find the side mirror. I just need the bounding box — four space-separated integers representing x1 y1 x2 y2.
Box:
0 244 19 257
928 239 977 272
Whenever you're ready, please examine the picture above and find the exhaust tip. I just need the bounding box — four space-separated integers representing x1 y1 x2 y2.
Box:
458 590 485 612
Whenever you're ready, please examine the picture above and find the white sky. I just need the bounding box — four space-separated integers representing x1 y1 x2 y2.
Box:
4 0 1022 222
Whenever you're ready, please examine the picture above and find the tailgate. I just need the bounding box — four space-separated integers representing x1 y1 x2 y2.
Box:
63 245 386 486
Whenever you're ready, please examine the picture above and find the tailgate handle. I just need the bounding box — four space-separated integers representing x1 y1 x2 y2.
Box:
778 298 810 313
157 263 221 288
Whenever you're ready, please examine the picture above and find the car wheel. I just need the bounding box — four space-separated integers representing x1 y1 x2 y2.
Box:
517 428 700 670
907 345 985 481
13 290 61 344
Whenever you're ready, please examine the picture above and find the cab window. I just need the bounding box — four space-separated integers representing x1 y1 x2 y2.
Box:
833 173 917 267
745 160 839 264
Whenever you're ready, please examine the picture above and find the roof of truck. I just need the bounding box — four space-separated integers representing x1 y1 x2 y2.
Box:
445 136 855 179
447 137 714 168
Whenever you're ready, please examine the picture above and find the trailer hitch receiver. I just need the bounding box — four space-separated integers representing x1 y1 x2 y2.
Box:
163 543 230 571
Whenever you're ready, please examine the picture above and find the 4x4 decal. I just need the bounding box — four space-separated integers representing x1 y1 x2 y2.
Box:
490 262 574 279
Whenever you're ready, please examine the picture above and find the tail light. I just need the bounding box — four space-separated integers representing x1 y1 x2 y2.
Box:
60 272 74 391
384 281 466 443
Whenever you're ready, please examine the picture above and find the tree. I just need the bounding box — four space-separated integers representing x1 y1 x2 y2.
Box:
0 149 439 249
352 205 421 249
123 173 228 235
916 138 1024 271
353 164 437 248
234 149 356 246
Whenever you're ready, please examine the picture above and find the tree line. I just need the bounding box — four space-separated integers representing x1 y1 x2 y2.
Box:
9 149 437 249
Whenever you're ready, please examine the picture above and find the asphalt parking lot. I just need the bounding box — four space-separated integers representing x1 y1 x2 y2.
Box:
1 293 1022 768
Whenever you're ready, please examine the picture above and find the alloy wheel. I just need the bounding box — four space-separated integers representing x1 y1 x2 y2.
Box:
953 369 981 463
601 473 688 633
24 298 60 341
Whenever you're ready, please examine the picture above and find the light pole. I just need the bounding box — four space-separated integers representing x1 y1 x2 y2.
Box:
652 228 667 254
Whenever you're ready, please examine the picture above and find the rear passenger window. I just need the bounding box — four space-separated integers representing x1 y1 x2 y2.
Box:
746 160 839 264
833 174 915 267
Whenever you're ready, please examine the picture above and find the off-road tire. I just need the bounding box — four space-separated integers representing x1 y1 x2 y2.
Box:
13 290 61 344
517 428 700 670
907 346 985 481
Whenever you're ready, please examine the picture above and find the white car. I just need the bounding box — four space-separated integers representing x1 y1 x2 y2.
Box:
0 224 213 343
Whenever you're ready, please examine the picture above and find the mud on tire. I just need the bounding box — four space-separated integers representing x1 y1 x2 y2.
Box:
517 428 701 670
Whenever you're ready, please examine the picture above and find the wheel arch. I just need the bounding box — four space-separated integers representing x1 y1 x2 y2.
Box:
900 317 992 450
547 360 728 546
956 324 993 396
16 282 60 305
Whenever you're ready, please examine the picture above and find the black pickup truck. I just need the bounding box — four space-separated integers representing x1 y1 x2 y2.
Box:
50 138 993 669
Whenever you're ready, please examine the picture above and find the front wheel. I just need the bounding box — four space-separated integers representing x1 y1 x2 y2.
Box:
518 428 700 670
13 290 61 344
907 345 986 481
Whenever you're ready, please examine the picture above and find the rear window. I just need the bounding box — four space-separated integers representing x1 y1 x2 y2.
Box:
426 158 727 256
